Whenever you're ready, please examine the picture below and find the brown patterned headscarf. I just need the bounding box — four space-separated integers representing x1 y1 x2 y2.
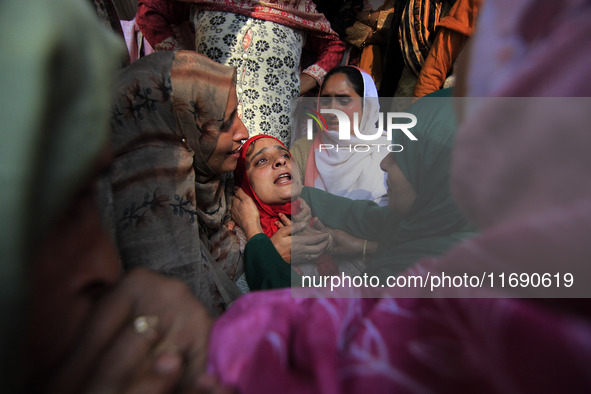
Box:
109 50 243 316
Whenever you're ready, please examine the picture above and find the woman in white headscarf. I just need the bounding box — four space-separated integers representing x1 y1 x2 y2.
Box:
292 65 390 206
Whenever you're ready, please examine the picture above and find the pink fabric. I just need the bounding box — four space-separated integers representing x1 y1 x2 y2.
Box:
207 0 591 391
454 0 591 228
465 0 591 98
210 291 591 393
120 17 154 63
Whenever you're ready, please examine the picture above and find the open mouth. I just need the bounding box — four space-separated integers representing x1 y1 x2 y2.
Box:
324 115 338 129
274 172 292 185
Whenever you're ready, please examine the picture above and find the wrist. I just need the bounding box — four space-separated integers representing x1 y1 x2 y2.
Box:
361 240 378 263
300 73 319 94
242 220 263 240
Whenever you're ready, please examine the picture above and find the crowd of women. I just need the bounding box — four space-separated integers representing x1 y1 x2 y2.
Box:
124 0 482 144
2 0 591 392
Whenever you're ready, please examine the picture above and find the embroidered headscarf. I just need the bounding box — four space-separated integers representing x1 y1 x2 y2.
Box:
305 66 389 206
110 50 243 315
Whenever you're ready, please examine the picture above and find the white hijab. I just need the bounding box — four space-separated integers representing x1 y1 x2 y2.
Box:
306 68 389 206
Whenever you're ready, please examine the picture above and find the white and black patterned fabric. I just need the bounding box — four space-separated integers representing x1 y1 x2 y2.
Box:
194 10 304 146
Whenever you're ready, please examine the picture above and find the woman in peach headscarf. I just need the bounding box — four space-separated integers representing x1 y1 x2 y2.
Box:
109 50 249 315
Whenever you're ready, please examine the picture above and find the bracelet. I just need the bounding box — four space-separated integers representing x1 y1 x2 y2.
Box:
362 239 368 264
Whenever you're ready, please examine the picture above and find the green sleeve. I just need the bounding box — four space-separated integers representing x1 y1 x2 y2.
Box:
300 186 400 243
244 233 301 290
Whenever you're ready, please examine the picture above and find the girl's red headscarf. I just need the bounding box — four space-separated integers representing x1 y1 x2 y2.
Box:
234 135 300 237
235 135 338 276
